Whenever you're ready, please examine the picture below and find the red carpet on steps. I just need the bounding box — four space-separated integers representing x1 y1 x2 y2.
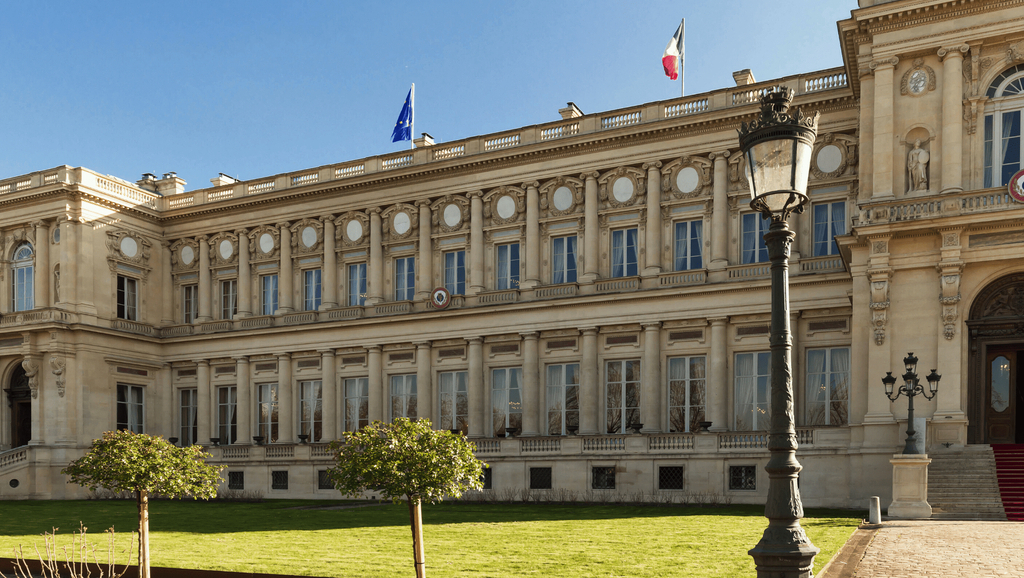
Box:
992 444 1024 521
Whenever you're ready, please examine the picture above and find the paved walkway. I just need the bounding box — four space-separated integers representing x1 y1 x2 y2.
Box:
831 519 1024 578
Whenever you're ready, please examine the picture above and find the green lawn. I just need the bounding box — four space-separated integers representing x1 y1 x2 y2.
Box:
0 500 861 578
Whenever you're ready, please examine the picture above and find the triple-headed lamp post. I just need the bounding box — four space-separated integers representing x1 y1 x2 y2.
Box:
882 352 941 454
738 88 820 578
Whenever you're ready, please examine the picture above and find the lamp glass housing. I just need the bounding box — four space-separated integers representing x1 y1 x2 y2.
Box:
926 370 941 394
882 372 896 396
744 138 813 216
904 353 918 375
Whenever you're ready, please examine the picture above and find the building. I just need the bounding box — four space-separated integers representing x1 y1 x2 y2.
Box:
1 0 1023 508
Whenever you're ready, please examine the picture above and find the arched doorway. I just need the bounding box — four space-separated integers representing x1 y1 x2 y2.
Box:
4 365 30 447
967 273 1024 443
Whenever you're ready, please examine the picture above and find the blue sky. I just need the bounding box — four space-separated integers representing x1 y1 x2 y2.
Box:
0 1 854 190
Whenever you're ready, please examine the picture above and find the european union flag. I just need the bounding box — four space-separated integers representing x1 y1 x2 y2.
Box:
391 88 413 143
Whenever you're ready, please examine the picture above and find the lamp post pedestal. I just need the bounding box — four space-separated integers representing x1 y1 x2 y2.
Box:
747 219 819 578
888 454 933 519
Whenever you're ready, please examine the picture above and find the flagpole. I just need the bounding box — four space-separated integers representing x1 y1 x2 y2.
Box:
680 19 685 97
410 83 415 151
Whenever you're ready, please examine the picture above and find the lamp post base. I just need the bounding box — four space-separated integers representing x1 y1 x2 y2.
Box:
888 453 932 519
749 542 819 578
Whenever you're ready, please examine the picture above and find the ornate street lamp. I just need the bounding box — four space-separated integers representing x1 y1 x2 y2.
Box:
883 352 940 454
738 88 820 578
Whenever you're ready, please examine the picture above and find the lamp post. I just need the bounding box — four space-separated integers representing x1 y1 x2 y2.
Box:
738 88 820 578
882 352 940 454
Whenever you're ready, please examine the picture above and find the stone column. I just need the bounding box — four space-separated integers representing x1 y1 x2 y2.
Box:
368 210 384 305
319 349 336 440
708 317 728 431
643 162 663 277
521 332 540 436
710 151 730 275
939 45 968 194
236 230 251 318
523 182 540 290
320 218 338 310
63 214 79 309
277 224 294 313
368 346 383 422
33 221 49 308
468 337 484 437
235 356 251 444
871 57 899 198
277 353 294 443
580 327 600 435
196 360 211 444
641 322 662 433
24 357 43 445
196 236 212 322
581 172 600 284
416 201 432 303
415 342 432 423
858 68 875 202
160 241 174 324
469 193 485 295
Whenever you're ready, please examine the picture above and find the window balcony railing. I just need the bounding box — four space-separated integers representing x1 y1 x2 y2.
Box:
595 277 640 293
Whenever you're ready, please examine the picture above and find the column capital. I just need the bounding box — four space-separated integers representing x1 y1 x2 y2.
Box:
276 222 291 230
413 341 432 349
466 336 484 344
642 161 662 171
709 149 732 161
519 331 540 340
368 207 382 216
521 181 540 190
233 228 249 237
467 190 484 200
195 234 209 243
366 345 383 353
938 44 969 59
642 322 662 331
193 359 210 367
277 352 291 361
160 240 172 249
414 199 431 209
31 220 48 229
580 171 600 181
869 56 899 71
317 348 336 356
318 214 337 223
232 355 249 363
708 316 729 325
580 326 599 335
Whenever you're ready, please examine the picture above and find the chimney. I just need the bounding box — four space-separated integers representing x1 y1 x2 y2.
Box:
136 173 158 192
413 133 435 148
732 69 756 86
559 102 584 119
155 172 186 196
210 173 237 187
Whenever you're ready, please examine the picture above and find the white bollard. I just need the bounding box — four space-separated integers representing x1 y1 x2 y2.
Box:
868 496 881 524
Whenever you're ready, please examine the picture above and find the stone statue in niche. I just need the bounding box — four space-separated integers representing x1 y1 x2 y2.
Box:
907 140 929 192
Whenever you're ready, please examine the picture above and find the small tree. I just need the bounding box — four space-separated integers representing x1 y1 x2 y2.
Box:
327 418 485 578
61 431 224 578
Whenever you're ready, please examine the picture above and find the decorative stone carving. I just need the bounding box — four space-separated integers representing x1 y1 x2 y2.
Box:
907 140 930 192
290 218 324 254
661 156 711 199
938 263 964 340
870 56 900 72
1008 41 1024 64
50 355 65 397
872 240 888 254
900 58 936 96
207 232 239 266
382 203 420 241
810 133 857 180
538 177 584 217
869 271 892 346
336 211 370 247
247 225 281 260
169 238 200 271
597 166 646 208
22 358 38 399
430 195 470 233
482 186 526 226
106 230 152 281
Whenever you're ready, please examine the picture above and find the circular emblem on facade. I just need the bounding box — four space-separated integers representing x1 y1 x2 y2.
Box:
180 245 195 265
120 237 138 258
430 287 451 309
219 239 233 260
443 204 462 227
908 69 928 95
346 220 363 242
393 211 411 235
258 233 275 254
552 186 574 211
496 195 516 219
612 177 634 202
816 144 843 174
301 226 317 248
676 167 700 194
1008 168 1024 203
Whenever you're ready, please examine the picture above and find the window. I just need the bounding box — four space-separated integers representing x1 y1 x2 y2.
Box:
491 367 523 436
257 383 279 443
348 263 367 306
300 380 323 442
344 377 369 431
390 374 417 421
182 285 198 323
116 276 138 321
444 251 465 295
217 386 237 445
546 363 579 435
530 467 552 490
659 466 685 490
496 243 520 290
730 465 757 490
673 220 703 271
735 351 771 431
303 269 322 311
260 274 278 315
806 347 850 426
220 279 237 319
606 360 640 434
117 384 144 433
610 229 638 277
318 470 333 490
271 470 288 490
551 236 577 284
668 356 706 433
395 256 415 301
812 202 846 257
439 371 469 433
983 69 1024 187
592 466 616 490
179 388 197 445
227 471 244 490
481 467 493 490
11 243 33 312
741 213 770 264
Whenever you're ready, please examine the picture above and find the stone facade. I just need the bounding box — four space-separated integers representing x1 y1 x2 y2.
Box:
2 0 1024 506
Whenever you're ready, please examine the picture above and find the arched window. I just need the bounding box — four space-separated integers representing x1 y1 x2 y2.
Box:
983 65 1024 188
11 243 34 312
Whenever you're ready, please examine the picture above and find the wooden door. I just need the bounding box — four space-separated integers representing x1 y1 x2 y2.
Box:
986 348 1018 443
11 399 30 447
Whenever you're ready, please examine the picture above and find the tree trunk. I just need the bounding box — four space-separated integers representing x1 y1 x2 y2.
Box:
137 489 150 578
407 496 425 578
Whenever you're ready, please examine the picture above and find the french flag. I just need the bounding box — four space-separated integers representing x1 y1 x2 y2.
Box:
662 20 684 81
